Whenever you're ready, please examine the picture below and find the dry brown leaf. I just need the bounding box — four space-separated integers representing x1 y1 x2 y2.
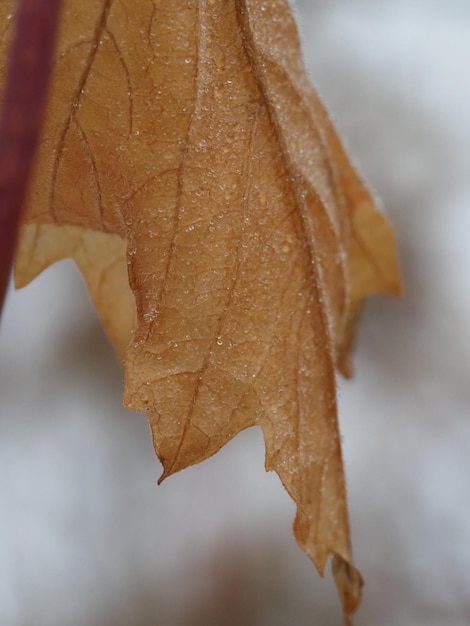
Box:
0 0 400 621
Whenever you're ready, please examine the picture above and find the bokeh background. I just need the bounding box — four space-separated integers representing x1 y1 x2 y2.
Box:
1 1 469 624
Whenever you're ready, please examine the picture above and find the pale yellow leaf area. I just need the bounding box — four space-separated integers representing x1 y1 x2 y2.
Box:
0 0 400 621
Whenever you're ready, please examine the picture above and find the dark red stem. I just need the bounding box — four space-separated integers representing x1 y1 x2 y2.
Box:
0 0 62 318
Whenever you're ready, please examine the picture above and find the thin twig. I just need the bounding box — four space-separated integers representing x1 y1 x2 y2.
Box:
0 0 62 317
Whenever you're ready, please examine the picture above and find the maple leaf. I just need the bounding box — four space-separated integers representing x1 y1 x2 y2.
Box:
0 0 400 622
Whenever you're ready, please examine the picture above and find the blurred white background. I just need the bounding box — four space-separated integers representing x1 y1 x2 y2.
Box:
1 1 469 624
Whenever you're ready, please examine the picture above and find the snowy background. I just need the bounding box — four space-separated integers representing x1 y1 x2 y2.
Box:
1 1 470 624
